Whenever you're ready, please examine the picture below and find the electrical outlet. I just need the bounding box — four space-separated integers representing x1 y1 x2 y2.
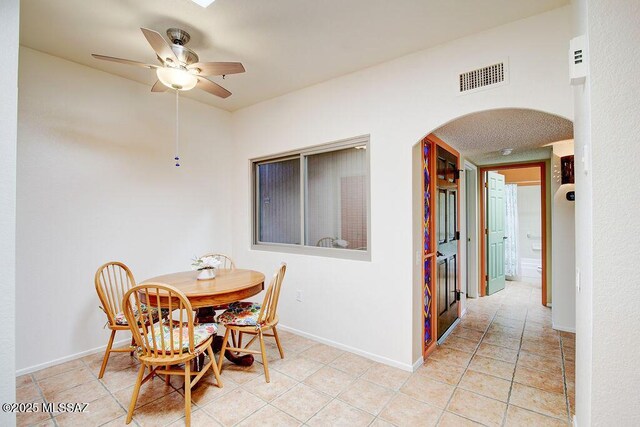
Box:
296 290 302 302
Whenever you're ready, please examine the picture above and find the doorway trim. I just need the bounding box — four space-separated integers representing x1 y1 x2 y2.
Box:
465 161 479 299
422 134 461 358
479 161 547 306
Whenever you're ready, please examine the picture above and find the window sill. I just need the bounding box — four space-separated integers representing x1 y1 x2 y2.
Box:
251 243 371 262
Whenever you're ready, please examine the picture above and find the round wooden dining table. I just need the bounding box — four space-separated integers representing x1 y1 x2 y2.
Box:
141 268 265 368
142 268 265 308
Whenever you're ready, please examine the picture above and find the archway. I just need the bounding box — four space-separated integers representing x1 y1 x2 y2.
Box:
412 108 574 360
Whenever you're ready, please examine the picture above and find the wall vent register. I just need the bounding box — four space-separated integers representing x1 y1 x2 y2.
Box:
459 62 506 93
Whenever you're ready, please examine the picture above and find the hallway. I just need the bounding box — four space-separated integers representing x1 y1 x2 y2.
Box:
432 280 575 425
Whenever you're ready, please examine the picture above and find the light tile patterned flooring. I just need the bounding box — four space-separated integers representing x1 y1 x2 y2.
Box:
16 280 575 426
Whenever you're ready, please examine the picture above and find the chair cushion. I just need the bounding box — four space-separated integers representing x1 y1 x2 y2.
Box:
217 302 261 326
113 304 166 326
144 323 218 353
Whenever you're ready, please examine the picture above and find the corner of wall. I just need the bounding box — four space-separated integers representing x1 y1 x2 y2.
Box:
0 0 18 424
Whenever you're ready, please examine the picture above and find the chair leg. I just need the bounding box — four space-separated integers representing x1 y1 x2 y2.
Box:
218 328 231 373
98 330 116 379
184 362 192 427
165 365 170 385
231 329 237 350
272 326 285 359
258 330 270 383
130 336 135 356
206 345 223 388
238 331 243 350
126 363 146 424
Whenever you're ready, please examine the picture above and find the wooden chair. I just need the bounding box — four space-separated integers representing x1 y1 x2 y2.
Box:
217 263 287 383
199 253 236 270
122 282 222 426
316 237 336 247
94 262 165 379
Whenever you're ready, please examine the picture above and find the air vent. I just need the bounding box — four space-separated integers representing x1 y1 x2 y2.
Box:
570 35 587 85
459 62 506 93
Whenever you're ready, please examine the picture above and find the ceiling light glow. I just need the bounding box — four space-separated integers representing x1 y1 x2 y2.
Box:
189 0 216 7
156 67 198 91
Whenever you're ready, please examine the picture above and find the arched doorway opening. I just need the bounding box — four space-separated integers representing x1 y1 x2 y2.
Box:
412 108 574 359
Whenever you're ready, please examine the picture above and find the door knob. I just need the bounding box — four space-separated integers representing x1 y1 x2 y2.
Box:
503 236 508 240
437 251 444 257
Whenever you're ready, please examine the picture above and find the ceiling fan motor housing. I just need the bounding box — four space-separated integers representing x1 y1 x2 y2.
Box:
171 45 199 65
166 28 199 65
167 28 190 45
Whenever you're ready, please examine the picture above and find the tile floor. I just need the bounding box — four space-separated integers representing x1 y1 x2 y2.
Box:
15 280 575 426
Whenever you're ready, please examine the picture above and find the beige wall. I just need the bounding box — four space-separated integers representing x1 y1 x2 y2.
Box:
575 0 640 424
16 48 234 372
232 7 573 369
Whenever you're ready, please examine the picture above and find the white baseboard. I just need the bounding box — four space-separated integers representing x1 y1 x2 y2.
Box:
19 325 419 376
572 415 577 427
411 356 424 372
277 324 415 372
552 323 576 333
16 337 132 377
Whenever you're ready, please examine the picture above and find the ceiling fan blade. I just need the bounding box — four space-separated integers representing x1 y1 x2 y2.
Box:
151 80 168 92
188 62 245 76
140 27 179 64
196 77 231 99
91 54 158 69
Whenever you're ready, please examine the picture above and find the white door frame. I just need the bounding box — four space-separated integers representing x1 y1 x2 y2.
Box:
464 161 479 299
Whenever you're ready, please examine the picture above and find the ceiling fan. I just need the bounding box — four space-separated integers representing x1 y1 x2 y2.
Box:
92 27 244 98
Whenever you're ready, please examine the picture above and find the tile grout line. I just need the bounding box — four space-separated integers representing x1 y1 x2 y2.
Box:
500 303 528 427
440 284 568 426
80 354 144 426
299 348 387 426
30 372 59 427
559 335 572 423
432 299 500 426
202 340 338 426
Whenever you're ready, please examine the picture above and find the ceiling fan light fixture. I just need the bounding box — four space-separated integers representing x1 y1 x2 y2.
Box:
156 67 198 91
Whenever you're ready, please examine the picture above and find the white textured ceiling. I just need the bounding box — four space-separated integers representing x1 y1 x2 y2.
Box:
20 0 568 111
433 109 573 164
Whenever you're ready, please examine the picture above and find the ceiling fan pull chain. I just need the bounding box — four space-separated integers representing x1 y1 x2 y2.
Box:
175 89 180 167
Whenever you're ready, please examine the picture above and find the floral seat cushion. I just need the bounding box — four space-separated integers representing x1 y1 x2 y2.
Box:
113 304 167 326
218 302 261 326
144 323 218 353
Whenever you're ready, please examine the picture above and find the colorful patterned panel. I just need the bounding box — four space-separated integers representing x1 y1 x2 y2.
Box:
422 140 433 348
423 257 432 346
423 142 431 255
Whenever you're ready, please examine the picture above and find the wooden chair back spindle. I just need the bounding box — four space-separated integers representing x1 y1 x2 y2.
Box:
316 237 335 248
95 262 136 326
123 283 195 358
258 263 287 325
199 253 236 270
